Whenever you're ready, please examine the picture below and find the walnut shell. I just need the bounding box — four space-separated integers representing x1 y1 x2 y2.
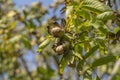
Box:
55 45 64 55
51 27 64 37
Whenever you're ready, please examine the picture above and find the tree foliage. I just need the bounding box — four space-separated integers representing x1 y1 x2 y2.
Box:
1 0 120 80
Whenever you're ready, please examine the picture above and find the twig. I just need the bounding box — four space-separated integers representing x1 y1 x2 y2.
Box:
20 57 34 80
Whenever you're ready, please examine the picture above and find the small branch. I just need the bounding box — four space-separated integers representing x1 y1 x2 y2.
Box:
20 57 34 80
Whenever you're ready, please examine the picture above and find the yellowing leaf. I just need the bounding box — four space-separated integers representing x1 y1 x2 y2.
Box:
7 35 21 43
8 21 17 30
66 6 73 18
7 11 16 17
0 29 4 34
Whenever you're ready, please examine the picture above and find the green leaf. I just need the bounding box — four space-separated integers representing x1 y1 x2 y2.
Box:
96 39 106 47
114 27 120 34
21 37 32 49
73 43 83 59
84 41 91 53
74 44 83 54
47 68 54 77
76 9 91 20
59 58 67 75
92 55 116 68
84 45 99 59
38 67 47 75
73 52 83 60
92 20 108 34
38 66 54 79
96 38 108 54
72 18 82 27
59 50 74 75
38 38 51 52
97 11 113 21
98 25 108 35
82 0 111 13
77 60 84 71
64 50 74 64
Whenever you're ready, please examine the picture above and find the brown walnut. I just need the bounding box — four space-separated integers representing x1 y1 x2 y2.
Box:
51 27 64 37
55 45 64 55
